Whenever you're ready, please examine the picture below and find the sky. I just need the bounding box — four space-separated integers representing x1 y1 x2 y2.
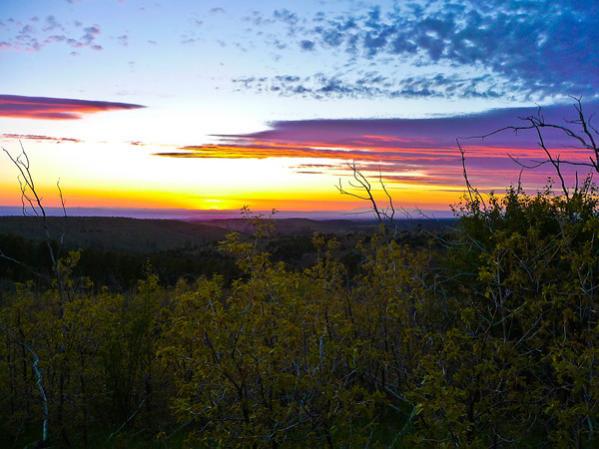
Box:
0 0 597 218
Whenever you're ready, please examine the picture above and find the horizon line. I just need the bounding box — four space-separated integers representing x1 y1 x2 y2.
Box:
0 206 456 220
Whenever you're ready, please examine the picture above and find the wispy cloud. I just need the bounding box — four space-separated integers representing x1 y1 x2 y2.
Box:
233 73 509 100
0 15 103 52
1 133 82 143
0 94 145 120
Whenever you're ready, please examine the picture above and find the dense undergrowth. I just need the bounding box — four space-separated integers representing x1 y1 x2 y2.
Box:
0 182 598 449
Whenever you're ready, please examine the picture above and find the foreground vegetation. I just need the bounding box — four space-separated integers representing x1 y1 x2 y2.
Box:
0 181 598 448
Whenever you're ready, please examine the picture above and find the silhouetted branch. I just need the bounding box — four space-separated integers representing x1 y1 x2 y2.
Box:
336 162 397 225
462 98 599 198
2 143 58 268
379 169 396 222
57 178 67 251
506 155 593 170
531 117 569 198
457 138 487 210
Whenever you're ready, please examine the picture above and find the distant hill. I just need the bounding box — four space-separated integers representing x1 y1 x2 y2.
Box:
203 217 456 235
0 216 230 253
0 216 456 253
203 218 376 235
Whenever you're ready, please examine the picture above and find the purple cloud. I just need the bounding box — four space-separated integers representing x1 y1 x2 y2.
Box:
0 94 145 120
157 101 599 189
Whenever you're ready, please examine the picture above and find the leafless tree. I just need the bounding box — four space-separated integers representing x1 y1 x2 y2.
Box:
1 142 68 281
462 97 599 198
456 138 488 211
336 162 396 225
0 141 70 447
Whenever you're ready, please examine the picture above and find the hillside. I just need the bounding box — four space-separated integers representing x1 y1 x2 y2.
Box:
203 217 456 235
0 216 456 253
0 216 230 253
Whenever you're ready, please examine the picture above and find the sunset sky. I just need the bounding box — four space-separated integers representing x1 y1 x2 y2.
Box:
1 0 597 218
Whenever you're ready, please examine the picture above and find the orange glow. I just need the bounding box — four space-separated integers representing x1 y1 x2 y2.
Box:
3 100 590 217
0 173 466 213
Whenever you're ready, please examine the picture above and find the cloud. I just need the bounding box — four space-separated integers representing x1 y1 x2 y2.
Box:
157 101 599 189
273 9 299 26
0 94 145 120
299 40 315 51
117 34 128 47
233 73 512 100
0 16 104 52
1 133 81 143
235 1 599 101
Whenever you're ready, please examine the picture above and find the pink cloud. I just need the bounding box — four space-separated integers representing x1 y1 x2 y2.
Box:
0 94 145 120
156 101 599 190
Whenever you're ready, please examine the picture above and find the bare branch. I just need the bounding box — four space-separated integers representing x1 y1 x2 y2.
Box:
507 154 594 170
530 117 569 198
379 168 396 222
337 162 382 223
1 144 58 269
57 178 68 250
336 161 400 232
461 99 599 198
457 138 488 210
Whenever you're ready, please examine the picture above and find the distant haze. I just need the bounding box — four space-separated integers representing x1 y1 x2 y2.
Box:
0 206 455 221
